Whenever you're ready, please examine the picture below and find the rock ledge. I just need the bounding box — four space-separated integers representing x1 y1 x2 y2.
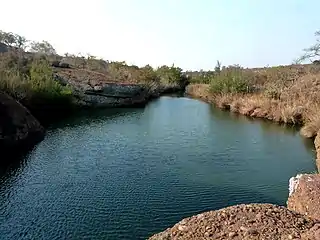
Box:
149 204 320 240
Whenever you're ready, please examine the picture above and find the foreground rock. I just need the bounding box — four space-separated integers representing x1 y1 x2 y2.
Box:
0 92 45 159
149 204 320 240
288 174 320 221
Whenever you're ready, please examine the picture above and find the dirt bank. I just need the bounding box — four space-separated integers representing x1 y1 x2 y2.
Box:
149 204 320 240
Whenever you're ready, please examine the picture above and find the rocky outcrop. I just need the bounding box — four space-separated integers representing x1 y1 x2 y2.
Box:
54 73 184 108
0 92 45 159
149 204 320 240
288 174 320 221
71 82 151 107
51 60 70 68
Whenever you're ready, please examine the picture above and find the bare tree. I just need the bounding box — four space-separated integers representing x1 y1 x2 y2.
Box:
0 30 16 46
0 30 28 50
14 34 28 50
29 40 56 55
296 31 320 63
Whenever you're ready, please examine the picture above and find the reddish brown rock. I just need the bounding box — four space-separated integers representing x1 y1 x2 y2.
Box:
149 204 320 240
314 133 320 172
288 174 320 221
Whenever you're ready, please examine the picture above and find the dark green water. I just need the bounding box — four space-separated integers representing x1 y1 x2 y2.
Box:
0 96 316 240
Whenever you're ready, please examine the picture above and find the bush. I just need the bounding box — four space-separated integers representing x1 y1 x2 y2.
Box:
264 84 282 100
188 72 214 84
0 54 72 104
210 66 254 94
155 65 187 86
28 59 72 100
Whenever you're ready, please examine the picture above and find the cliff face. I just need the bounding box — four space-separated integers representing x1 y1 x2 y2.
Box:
54 70 184 108
70 82 152 108
0 92 45 161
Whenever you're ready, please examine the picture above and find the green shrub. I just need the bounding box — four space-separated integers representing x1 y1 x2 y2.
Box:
189 72 214 84
0 55 72 104
155 65 187 86
264 85 282 100
0 69 31 99
28 59 72 100
210 66 254 94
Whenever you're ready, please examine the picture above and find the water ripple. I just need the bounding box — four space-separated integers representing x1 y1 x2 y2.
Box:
0 97 316 240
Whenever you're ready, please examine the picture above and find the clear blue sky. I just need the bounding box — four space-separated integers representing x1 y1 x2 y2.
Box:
1 0 319 70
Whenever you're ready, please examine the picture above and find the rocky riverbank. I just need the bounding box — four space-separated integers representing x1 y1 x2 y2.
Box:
66 80 183 108
0 68 186 161
53 67 185 109
149 204 320 240
148 84 320 239
0 92 45 163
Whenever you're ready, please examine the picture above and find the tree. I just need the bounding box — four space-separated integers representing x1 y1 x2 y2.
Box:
214 60 222 75
296 30 320 63
14 34 28 50
0 31 16 46
29 40 56 55
0 31 28 50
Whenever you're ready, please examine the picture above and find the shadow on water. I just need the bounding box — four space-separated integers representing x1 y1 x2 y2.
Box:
0 107 144 177
47 107 144 130
0 146 34 178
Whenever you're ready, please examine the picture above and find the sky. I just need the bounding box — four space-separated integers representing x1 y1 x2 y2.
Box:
0 0 319 70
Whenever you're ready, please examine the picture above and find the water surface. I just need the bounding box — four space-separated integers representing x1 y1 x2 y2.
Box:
0 96 316 239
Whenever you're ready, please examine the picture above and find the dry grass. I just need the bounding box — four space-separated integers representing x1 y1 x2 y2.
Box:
186 66 320 138
300 105 320 138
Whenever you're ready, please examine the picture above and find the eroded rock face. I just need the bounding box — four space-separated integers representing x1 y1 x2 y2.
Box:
288 174 320 221
54 74 166 108
0 92 45 158
149 204 320 240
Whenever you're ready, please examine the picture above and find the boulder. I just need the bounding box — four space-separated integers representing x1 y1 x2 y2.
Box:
51 60 60 67
93 85 103 92
288 174 320 221
51 61 70 68
0 92 45 159
59 62 70 68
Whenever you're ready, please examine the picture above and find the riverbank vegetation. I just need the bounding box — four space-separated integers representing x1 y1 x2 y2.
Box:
187 31 320 139
0 30 188 112
2 28 320 138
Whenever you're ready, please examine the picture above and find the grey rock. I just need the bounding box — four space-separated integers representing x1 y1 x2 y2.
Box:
59 62 70 68
51 60 60 67
0 92 45 159
93 85 103 92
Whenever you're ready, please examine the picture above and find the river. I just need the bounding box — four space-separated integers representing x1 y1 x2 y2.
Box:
0 96 316 239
